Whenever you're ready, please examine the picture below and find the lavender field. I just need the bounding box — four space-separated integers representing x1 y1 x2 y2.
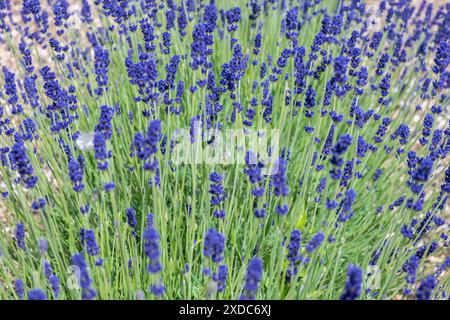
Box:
0 0 449 300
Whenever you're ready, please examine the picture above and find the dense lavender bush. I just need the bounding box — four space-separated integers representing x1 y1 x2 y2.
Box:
0 0 449 300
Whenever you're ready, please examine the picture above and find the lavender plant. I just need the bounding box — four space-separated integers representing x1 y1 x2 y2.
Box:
0 0 449 300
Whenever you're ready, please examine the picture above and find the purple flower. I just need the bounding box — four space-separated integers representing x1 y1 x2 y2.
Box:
31 198 46 211
39 65 78 133
103 182 115 192
165 9 176 30
95 105 115 140
203 3 217 33
220 43 249 96
253 33 262 55
52 0 70 34
68 159 84 192
21 0 41 24
132 119 161 173
286 230 302 281
285 7 298 38
144 226 162 274
15 223 26 251
24 75 39 108
304 85 316 109
305 232 325 253
9 142 38 188
27 289 47 300
39 238 48 255
14 279 24 299
330 134 353 180
376 53 390 76
162 31 171 54
340 265 362 300
225 7 240 32
271 157 290 215
71 253 97 300
43 261 60 298
140 18 156 52
416 275 436 300
433 41 450 75
94 132 109 170
213 264 228 292
333 56 350 97
240 257 263 300
337 189 357 222
125 208 137 230
410 157 433 194
2 66 19 107
19 42 34 74
125 49 158 102
369 32 383 52
203 228 225 263
411 157 433 182
442 167 450 193
81 0 92 23
271 157 289 197
340 159 354 187
94 46 110 95
330 14 343 35
209 172 226 219
244 151 265 201
403 255 419 289
80 229 100 256
190 23 213 70
177 8 187 36
150 280 165 297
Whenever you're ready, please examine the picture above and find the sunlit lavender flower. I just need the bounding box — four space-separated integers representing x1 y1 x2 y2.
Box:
244 151 265 198
27 289 47 300
150 279 165 297
203 228 225 263
71 253 96 300
68 159 84 192
81 0 92 24
144 226 162 274
52 0 70 35
190 23 213 70
9 142 38 188
340 265 362 300
337 189 357 222
240 257 263 300
225 7 240 32
43 261 60 298
286 230 302 281
305 232 325 253
410 157 433 194
15 223 26 251
14 279 24 299
95 105 115 140
209 172 226 219
403 255 419 294
125 207 137 234
333 56 350 97
21 0 41 24
80 229 100 257
103 182 115 192
213 264 228 293
416 275 436 300
271 157 289 215
132 119 161 172
39 238 48 255
0 0 449 302
330 134 353 180
2 67 20 111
